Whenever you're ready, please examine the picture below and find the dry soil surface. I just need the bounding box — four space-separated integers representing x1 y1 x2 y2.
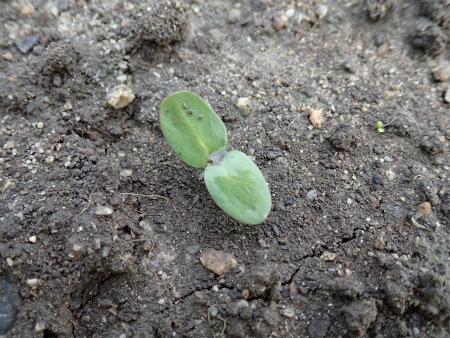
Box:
1 0 450 337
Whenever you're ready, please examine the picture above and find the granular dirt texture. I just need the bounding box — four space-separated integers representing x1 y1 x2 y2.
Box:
1 0 450 337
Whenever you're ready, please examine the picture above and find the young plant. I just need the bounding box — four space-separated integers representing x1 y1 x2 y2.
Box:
159 91 271 224
376 117 398 133
376 121 385 133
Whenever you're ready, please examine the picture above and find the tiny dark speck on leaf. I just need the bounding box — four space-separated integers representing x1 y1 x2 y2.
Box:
189 109 193 114
198 114 203 120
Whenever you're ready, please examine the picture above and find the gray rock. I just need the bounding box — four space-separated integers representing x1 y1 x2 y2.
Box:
343 299 377 336
209 306 218 317
308 314 331 338
15 35 39 54
0 278 20 334
306 189 317 200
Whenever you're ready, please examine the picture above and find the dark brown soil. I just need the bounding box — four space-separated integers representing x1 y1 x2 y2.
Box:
1 0 449 337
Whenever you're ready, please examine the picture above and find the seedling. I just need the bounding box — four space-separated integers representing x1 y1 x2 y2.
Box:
376 121 385 133
376 117 398 133
159 91 271 224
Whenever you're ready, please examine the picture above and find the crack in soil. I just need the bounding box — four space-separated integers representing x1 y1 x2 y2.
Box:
283 226 365 286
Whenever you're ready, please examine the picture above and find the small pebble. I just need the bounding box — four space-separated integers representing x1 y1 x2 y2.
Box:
209 306 219 317
321 251 336 261
236 299 249 308
2 52 13 61
116 74 127 82
444 88 450 103
35 322 47 333
376 44 388 56
200 249 237 275
316 5 328 19
272 16 287 31
26 278 43 289
29 236 37 243
374 238 385 250
367 195 380 209
414 202 431 220
21 4 35 16
281 307 295 318
309 108 325 128
236 97 250 109
120 169 132 177
372 174 382 185
45 155 55 164
15 35 39 54
37 122 44 129
306 189 317 200
385 170 396 181
95 205 114 216
107 85 135 109
432 66 450 82
63 101 73 111
285 9 296 18
228 8 241 24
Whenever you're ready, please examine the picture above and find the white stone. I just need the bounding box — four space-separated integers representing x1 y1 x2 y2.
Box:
26 278 43 289
45 155 55 164
120 169 132 177
285 9 296 18
116 74 127 82
236 97 250 109
35 322 47 333
107 85 135 109
281 307 295 318
64 101 73 111
29 236 37 243
316 5 328 19
228 8 241 23
37 122 44 129
444 88 450 103
321 251 336 261
95 205 114 216
385 170 396 181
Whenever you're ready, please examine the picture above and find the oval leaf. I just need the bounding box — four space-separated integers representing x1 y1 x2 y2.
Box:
159 91 227 168
204 150 271 224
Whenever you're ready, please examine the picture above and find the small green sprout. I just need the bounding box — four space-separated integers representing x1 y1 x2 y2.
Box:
435 256 440 262
376 117 398 133
159 91 271 224
376 121 385 133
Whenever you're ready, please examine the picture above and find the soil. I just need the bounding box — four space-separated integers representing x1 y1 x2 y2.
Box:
1 0 450 337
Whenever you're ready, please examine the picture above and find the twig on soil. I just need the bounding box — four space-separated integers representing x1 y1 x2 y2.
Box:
92 126 120 141
79 192 93 215
2 180 12 194
382 117 398 127
289 114 301 128
120 192 169 200
410 216 432 231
